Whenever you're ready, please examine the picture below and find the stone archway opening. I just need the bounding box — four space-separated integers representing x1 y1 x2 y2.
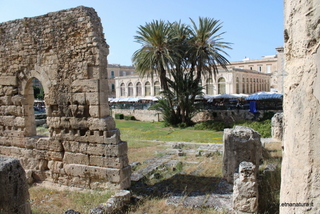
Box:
24 77 47 137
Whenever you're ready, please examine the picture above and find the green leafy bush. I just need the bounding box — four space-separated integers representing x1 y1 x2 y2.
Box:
194 120 229 131
115 113 124 119
233 119 272 138
124 115 135 120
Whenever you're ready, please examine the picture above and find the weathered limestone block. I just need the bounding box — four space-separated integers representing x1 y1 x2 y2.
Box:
0 156 31 214
0 115 15 126
89 155 129 169
106 141 128 156
4 105 24 116
63 141 85 153
11 95 25 105
35 137 50 150
88 116 115 131
46 117 61 128
87 142 107 156
223 126 262 183
71 92 86 105
0 76 17 86
71 79 100 93
64 152 89 165
0 96 12 105
105 129 122 145
47 140 64 152
271 112 283 141
233 161 258 214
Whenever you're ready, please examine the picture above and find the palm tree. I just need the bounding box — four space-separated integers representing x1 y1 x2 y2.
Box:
188 17 232 84
132 17 231 127
132 20 173 91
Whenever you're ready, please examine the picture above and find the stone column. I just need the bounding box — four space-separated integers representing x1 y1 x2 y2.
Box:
280 0 320 213
222 126 262 183
0 156 31 214
233 161 258 214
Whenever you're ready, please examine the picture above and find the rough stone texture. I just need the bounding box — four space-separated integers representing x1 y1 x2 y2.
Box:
271 112 283 141
0 155 31 214
222 126 262 183
89 190 130 214
280 0 320 213
0 6 130 190
233 161 258 214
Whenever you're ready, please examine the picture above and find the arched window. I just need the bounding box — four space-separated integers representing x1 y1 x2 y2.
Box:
236 77 240 94
136 82 142 96
206 78 214 95
154 81 160 96
128 82 133 96
145 81 151 96
111 84 115 92
120 83 125 97
218 77 226 94
242 78 246 93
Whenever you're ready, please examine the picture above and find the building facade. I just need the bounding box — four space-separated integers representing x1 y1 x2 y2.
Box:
107 47 284 98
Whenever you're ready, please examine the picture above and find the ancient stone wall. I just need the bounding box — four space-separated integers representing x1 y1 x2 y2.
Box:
112 109 282 123
280 0 320 212
0 6 131 189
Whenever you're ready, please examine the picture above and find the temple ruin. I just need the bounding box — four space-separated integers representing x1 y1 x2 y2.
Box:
0 6 131 189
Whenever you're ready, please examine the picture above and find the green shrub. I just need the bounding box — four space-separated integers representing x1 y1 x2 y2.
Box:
233 119 272 138
124 115 135 120
115 113 124 119
194 120 228 131
261 111 276 121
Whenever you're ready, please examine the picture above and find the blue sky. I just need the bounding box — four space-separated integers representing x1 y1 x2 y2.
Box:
0 0 284 65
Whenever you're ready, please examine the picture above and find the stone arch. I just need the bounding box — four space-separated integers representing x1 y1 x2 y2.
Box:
0 6 130 190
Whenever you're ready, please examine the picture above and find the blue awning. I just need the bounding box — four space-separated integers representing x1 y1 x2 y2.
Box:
245 92 283 100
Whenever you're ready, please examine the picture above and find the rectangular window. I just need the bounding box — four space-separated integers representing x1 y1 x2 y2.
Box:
267 65 271 73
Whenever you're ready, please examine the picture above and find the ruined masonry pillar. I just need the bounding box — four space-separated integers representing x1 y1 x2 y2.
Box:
222 126 262 183
271 112 283 141
233 161 258 214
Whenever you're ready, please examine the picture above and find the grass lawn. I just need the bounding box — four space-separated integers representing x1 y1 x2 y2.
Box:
115 119 224 163
115 119 223 144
